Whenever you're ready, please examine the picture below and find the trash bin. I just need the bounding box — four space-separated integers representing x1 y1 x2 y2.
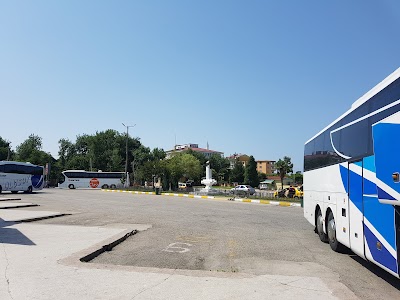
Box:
155 187 160 195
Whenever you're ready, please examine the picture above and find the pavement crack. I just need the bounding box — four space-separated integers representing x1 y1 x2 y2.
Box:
276 277 331 294
130 271 175 299
2 244 14 300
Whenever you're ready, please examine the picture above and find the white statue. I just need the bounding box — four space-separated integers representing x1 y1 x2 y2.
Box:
201 161 217 191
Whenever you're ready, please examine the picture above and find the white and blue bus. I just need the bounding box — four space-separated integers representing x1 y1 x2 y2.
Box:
304 67 400 278
58 170 125 189
0 161 44 194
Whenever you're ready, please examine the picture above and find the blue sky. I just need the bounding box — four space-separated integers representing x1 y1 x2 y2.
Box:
1 1 400 172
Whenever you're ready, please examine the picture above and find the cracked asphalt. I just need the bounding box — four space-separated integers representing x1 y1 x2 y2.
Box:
2 189 400 299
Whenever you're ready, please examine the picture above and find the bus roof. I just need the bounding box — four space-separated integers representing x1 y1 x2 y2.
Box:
305 67 400 145
62 170 124 173
0 161 41 166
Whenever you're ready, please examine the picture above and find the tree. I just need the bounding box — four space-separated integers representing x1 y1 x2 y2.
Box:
230 160 244 183
244 156 259 187
292 172 303 185
275 156 293 189
258 172 267 182
15 134 54 166
166 153 202 189
209 154 230 183
0 137 12 161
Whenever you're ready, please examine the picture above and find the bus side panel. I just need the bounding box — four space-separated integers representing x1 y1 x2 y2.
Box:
363 155 399 277
304 165 346 245
0 174 31 192
348 161 365 258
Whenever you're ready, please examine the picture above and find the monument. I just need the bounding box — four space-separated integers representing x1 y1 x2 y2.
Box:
200 161 217 195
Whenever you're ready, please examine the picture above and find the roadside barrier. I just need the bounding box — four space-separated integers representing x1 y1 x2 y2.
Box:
101 189 301 207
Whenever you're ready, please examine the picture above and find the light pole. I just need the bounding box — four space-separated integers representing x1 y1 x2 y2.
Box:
122 123 136 187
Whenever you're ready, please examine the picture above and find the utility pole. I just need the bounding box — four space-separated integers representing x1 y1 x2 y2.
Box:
7 142 10 161
122 123 136 187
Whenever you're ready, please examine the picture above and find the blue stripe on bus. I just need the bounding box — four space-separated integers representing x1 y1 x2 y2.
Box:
364 224 398 273
363 155 376 173
32 175 43 188
363 193 396 250
340 165 348 193
377 187 396 201
340 161 397 250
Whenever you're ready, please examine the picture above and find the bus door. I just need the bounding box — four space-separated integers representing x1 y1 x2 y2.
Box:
371 115 400 276
348 160 365 258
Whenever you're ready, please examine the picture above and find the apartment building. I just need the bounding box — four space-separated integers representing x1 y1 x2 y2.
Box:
256 160 276 174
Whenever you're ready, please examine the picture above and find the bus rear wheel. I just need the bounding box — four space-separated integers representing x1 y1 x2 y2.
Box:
0 185 2 193
102 184 109 189
327 211 346 252
11 191 18 194
24 186 33 194
316 209 328 243
68 184 75 189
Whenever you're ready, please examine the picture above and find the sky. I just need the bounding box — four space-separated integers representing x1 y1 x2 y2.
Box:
1 0 400 172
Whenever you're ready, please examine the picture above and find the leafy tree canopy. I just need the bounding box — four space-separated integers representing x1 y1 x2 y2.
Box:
244 155 259 187
276 156 293 189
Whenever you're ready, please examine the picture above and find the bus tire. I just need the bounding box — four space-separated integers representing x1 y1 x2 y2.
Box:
0 185 2 193
110 184 116 189
102 184 109 189
316 209 328 243
11 191 18 194
24 186 33 194
327 210 346 252
68 184 75 189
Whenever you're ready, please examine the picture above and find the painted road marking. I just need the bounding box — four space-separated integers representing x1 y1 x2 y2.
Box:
162 242 193 253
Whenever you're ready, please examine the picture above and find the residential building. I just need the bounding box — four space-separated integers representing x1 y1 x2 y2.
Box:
228 153 250 169
165 143 223 159
256 160 276 174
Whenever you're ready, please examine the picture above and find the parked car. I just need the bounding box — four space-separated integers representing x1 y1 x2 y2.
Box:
274 187 303 198
274 188 288 198
178 182 187 190
230 185 256 195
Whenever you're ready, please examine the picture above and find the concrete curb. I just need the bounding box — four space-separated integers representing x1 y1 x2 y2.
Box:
101 189 301 207
228 198 301 207
101 189 215 199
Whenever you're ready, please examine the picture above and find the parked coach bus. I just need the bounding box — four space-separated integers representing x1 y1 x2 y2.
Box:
58 170 125 189
304 67 400 278
0 161 44 193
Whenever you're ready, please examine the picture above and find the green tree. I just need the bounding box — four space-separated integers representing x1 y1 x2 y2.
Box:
244 155 259 187
185 149 207 168
276 156 293 189
258 172 267 182
0 137 12 161
166 153 202 189
15 134 54 166
230 160 244 183
209 154 230 183
292 172 303 185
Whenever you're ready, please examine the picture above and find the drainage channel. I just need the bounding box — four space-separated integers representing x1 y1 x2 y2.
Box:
80 230 139 262
0 198 22 201
19 213 72 223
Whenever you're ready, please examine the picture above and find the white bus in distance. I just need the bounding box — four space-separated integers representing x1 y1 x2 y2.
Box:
304 67 400 278
58 170 125 189
0 161 44 193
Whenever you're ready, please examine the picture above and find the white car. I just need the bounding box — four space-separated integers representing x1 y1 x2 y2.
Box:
230 185 256 195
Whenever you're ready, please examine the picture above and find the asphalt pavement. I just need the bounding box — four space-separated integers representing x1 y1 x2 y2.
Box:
1 189 399 299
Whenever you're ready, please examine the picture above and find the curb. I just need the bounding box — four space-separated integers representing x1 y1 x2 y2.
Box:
228 198 301 207
101 189 215 199
101 189 301 207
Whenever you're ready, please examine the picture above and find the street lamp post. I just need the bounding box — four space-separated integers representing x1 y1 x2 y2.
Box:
122 123 136 187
